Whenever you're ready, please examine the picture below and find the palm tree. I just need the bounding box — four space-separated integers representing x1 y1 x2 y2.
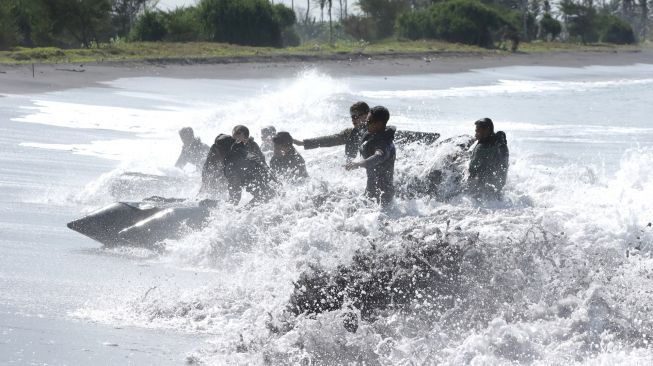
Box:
327 0 332 44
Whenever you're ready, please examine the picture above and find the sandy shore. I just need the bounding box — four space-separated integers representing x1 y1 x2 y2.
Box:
1 49 652 94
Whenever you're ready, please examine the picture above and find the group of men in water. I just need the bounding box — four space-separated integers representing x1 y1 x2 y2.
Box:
175 101 510 207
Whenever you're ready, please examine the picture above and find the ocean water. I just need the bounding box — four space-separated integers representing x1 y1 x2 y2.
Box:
1 63 652 365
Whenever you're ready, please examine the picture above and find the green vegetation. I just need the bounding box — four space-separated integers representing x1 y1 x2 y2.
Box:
196 0 293 47
0 39 643 65
397 0 511 48
0 0 649 64
599 14 637 44
539 14 562 41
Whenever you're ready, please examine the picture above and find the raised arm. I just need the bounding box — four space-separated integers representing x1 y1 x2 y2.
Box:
345 148 390 170
300 129 351 149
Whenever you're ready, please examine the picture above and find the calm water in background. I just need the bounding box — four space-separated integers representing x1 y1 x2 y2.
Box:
1 63 652 364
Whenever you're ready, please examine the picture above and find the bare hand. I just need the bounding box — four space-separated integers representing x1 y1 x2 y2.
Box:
293 139 304 146
345 162 360 171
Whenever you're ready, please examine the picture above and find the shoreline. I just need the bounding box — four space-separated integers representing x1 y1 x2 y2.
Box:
1 49 652 94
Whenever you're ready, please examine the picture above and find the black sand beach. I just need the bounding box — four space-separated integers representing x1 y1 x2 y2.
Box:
1 49 652 94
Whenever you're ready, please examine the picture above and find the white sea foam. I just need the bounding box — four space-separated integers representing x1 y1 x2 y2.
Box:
360 78 653 99
10 66 653 364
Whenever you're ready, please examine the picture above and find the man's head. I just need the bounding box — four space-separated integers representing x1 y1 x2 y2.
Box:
350 101 370 129
366 106 390 133
261 125 276 142
474 118 494 141
272 131 294 156
232 125 250 143
179 127 195 145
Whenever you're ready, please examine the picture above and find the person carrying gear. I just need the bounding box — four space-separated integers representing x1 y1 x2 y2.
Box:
201 134 276 205
293 101 370 163
232 125 267 165
467 118 509 199
270 131 308 183
175 127 209 169
345 106 396 207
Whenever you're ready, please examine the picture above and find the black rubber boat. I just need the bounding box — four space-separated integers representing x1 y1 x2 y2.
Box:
67 197 213 248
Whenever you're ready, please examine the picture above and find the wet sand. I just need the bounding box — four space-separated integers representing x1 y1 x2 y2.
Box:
1 49 653 94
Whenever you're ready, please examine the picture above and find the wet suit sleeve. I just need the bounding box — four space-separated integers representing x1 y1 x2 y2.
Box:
226 174 242 204
200 145 219 191
303 129 350 150
468 144 483 178
496 138 509 188
360 141 391 168
248 139 267 165
293 154 309 178
175 145 189 168
269 156 280 176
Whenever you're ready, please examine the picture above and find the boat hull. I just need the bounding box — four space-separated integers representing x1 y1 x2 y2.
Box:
67 199 212 248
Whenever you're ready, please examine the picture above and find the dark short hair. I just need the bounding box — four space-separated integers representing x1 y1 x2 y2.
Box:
213 134 235 157
232 125 249 138
179 127 194 137
272 131 293 145
369 106 390 124
261 125 276 138
350 101 370 116
475 118 494 133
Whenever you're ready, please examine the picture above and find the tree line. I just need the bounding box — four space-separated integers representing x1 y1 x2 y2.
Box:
345 0 645 47
1 0 649 51
0 0 298 50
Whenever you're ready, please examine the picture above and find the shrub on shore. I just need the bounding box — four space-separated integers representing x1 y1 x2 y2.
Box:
0 2 20 50
599 14 636 44
396 0 510 48
164 7 201 42
130 11 167 42
197 0 293 47
539 14 562 41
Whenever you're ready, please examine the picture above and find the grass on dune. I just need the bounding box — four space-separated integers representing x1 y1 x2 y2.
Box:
0 39 645 64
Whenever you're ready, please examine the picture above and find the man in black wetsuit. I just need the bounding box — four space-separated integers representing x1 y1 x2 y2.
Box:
175 127 209 169
345 106 396 207
201 134 276 205
467 118 509 199
232 125 267 164
293 101 370 163
270 131 308 183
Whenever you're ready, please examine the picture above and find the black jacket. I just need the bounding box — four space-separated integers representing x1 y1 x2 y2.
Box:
359 127 396 205
270 148 308 183
468 131 509 196
303 126 367 161
243 137 267 165
201 140 276 204
224 143 276 205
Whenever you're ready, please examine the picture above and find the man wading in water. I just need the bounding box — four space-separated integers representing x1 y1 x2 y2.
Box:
293 101 370 163
346 106 396 207
467 118 509 200
175 127 209 169
201 134 276 205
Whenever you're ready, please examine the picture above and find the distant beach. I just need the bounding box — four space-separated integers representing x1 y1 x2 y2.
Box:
1 49 652 95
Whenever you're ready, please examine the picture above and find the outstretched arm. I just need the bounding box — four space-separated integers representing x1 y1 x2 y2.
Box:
175 147 188 168
345 149 387 170
302 129 350 149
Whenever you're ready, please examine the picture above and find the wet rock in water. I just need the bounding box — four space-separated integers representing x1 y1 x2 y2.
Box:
287 233 464 322
395 135 475 200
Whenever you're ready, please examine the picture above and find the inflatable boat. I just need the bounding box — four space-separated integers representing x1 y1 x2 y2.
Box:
67 197 214 248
